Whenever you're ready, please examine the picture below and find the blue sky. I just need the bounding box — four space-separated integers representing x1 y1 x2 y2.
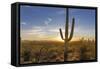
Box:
20 5 95 41
69 8 95 40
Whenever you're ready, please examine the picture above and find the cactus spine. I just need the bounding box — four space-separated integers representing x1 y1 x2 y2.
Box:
59 9 75 61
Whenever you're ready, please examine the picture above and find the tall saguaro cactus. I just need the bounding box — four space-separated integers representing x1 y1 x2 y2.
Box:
59 9 75 61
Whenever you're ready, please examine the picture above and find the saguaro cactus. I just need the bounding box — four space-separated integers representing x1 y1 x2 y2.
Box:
59 9 75 61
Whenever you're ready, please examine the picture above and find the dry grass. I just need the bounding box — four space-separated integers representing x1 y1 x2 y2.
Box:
20 39 96 64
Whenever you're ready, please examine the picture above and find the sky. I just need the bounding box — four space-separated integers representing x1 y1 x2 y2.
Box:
20 5 95 41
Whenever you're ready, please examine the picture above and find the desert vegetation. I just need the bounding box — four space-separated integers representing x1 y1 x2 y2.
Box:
20 38 95 64
20 40 64 64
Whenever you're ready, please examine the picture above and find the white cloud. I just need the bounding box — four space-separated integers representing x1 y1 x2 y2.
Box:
21 22 27 25
21 25 65 40
44 17 52 25
48 17 52 22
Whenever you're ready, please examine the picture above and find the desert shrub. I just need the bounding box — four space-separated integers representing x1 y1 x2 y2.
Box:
79 38 95 60
23 49 31 61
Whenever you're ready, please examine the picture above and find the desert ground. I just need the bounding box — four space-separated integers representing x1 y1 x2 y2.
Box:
20 38 96 64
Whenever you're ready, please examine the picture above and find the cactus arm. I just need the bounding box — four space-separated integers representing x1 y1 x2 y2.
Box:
59 28 65 40
68 18 75 41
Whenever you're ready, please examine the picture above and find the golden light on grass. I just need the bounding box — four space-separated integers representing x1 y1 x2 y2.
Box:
54 35 64 42
71 37 80 42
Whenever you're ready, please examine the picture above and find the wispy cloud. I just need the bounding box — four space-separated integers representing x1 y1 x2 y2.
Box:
21 22 27 25
21 26 45 40
21 25 63 40
44 17 52 25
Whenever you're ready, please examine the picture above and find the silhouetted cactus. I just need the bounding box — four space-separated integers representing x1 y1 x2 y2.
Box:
59 9 75 61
